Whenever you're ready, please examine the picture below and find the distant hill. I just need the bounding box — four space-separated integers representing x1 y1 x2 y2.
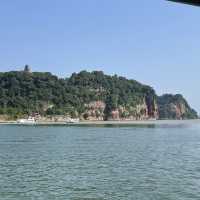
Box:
0 67 197 120
158 94 197 119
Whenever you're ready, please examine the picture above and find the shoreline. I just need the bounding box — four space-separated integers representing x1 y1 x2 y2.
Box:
0 119 199 126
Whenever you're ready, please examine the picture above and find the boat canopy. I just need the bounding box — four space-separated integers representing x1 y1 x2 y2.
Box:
168 0 200 6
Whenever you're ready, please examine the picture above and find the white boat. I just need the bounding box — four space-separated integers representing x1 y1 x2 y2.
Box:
17 117 36 124
148 118 157 121
66 118 79 123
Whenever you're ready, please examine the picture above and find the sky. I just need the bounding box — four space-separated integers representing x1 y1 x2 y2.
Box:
0 0 200 113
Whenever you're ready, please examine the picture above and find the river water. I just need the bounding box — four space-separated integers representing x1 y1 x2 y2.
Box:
0 123 200 199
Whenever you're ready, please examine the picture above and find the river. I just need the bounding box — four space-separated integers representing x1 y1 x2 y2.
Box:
0 123 200 199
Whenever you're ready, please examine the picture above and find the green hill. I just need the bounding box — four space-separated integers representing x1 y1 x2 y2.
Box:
0 67 197 120
158 94 197 119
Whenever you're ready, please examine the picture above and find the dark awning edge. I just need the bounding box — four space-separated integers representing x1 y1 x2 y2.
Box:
167 0 200 6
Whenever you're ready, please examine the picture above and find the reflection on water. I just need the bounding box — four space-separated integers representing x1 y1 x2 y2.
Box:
0 123 200 199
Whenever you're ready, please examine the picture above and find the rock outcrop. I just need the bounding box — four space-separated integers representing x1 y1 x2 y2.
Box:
158 94 197 119
83 98 159 121
83 101 105 120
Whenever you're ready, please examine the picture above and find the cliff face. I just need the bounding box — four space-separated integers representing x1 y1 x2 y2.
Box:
82 98 158 121
106 99 158 120
158 94 198 119
84 101 105 120
82 94 197 121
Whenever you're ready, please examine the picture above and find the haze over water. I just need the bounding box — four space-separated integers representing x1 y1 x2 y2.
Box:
1 123 200 199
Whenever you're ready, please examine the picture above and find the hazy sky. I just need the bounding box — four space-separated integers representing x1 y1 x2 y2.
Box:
0 0 200 112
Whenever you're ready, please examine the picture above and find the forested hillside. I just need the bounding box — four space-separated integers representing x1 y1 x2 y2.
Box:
0 67 197 120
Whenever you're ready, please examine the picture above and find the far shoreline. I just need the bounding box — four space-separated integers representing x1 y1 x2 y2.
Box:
0 119 200 126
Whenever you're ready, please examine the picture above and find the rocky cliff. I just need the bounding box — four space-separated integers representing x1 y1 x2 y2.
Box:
158 94 198 119
83 99 158 121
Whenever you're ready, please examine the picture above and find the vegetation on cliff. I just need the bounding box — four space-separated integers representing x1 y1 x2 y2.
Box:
0 67 197 120
158 94 197 119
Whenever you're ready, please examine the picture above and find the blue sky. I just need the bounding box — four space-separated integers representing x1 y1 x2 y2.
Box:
0 0 200 112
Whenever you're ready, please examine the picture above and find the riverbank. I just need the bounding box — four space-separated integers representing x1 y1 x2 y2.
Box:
0 119 200 126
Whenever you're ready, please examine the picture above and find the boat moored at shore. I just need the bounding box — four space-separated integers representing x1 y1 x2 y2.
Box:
17 117 36 124
66 118 80 123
